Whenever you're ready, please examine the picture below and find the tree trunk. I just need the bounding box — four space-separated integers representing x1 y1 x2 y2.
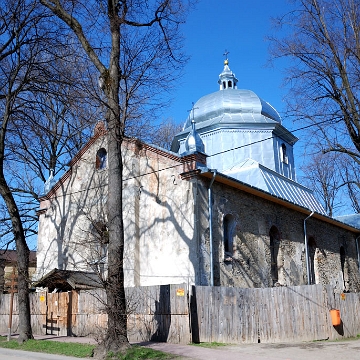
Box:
95 120 129 357
94 8 129 357
0 178 33 343
93 100 129 358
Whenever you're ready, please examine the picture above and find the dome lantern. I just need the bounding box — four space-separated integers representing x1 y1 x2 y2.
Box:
218 53 238 90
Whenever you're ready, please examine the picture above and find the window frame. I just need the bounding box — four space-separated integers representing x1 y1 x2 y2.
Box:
96 148 107 170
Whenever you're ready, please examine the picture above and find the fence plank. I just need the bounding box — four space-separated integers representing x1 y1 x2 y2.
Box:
2 284 360 345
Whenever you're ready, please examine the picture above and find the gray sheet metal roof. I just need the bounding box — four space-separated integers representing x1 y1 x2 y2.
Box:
182 89 281 130
223 159 326 214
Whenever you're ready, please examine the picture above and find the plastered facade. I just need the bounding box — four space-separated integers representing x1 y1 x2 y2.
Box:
36 132 198 287
36 129 360 291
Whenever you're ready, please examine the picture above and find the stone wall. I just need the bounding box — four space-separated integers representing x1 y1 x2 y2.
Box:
196 178 360 292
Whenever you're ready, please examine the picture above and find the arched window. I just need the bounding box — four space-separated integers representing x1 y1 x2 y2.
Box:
281 143 288 164
340 246 346 289
308 237 317 285
96 148 107 170
222 81 226 89
269 226 280 284
223 214 235 259
228 80 232 88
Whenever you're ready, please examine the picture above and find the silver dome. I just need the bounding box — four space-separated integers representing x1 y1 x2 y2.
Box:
183 89 281 130
183 120 205 154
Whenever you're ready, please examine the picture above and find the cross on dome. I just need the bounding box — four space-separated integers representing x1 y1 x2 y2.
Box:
223 49 230 65
187 102 199 122
183 102 205 154
218 50 238 90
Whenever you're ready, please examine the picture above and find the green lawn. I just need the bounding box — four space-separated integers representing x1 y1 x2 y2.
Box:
0 336 95 357
108 345 178 359
0 336 179 359
191 341 228 348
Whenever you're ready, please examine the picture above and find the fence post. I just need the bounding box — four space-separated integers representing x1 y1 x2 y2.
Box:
7 266 16 341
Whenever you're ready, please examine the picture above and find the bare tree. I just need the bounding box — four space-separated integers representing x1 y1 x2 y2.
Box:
270 0 360 209
5 54 99 237
39 0 192 356
340 156 360 213
0 0 44 342
150 117 183 150
301 152 344 216
0 0 101 342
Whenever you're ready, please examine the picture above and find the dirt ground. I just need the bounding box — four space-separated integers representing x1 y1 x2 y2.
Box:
3 333 360 359
143 338 360 360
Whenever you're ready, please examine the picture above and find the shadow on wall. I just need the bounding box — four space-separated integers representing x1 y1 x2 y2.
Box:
122 145 207 286
151 284 171 342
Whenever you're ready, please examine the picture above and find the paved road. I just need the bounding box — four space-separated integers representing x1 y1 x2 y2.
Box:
0 347 83 360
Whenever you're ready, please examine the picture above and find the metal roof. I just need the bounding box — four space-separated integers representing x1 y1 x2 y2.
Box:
181 89 281 131
223 159 326 214
183 119 205 154
200 170 360 233
171 60 324 215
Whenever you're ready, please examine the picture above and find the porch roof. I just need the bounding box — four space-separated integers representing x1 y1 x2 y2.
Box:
33 269 103 292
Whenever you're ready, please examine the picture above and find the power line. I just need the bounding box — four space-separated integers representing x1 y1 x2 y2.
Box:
124 117 330 181
46 117 331 198
208 118 329 158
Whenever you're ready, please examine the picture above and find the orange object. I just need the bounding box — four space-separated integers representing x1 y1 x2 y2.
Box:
330 309 341 326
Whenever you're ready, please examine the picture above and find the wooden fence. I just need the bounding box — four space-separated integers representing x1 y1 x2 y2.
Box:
0 284 190 344
1 284 360 344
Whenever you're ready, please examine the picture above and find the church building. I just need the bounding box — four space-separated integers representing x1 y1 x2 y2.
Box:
35 59 360 292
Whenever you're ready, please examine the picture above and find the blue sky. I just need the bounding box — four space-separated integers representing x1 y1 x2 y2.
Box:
166 0 293 128
163 1 354 216
165 0 320 192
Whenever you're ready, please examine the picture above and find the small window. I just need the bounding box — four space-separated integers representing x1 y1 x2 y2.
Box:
96 148 107 170
308 237 317 285
281 143 288 164
340 246 346 289
269 226 280 284
222 81 226 89
228 80 232 88
223 214 235 260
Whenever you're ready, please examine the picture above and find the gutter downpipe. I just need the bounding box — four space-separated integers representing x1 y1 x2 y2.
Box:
209 170 217 286
304 211 314 285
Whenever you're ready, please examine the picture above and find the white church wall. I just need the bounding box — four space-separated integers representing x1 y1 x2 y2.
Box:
35 135 109 280
121 142 197 287
36 135 197 287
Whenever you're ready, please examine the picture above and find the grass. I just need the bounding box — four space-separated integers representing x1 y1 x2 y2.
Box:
107 345 178 359
0 336 95 357
191 341 228 348
330 334 360 342
0 337 178 359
